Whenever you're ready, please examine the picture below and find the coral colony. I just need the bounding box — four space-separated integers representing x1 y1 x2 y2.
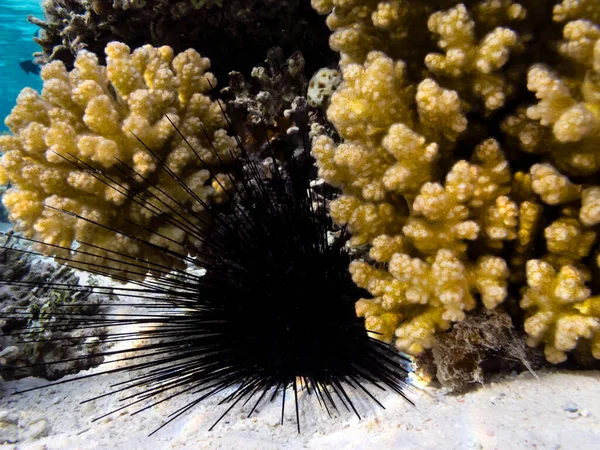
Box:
1 0 600 432
310 0 600 364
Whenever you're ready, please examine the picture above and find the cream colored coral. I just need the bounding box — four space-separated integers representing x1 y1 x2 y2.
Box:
544 218 596 264
369 234 407 263
416 79 467 142
352 249 477 353
394 308 451 355
315 50 467 204
404 139 515 254
580 186 600 226
473 256 509 309
521 260 600 363
482 195 518 242
0 166 8 186
517 201 542 246
327 51 415 142
553 0 600 23
312 0 600 363
425 3 520 111
318 0 437 68
0 42 235 276
329 195 404 246
310 0 334 16
352 248 510 354
474 0 527 28
508 200 542 282
403 178 480 254
558 20 600 65
467 138 512 207
507 22 600 175
504 31 600 175
530 163 580 204
381 123 439 195
527 64 600 143
313 52 471 250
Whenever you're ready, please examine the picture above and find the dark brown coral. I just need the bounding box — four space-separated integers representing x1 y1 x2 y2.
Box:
29 0 335 83
220 48 307 139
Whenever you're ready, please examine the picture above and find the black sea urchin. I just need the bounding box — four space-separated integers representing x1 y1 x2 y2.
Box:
0 114 412 434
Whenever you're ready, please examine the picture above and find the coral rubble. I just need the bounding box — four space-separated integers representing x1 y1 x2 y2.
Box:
0 233 106 380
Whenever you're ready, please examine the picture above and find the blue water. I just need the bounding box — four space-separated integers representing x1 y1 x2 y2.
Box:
0 1 44 132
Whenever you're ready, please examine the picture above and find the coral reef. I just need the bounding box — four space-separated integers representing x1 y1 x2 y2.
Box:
3 0 599 382
30 0 334 83
0 233 106 380
0 41 236 277
311 0 600 363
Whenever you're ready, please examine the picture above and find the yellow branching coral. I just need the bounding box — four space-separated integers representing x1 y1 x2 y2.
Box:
312 0 440 70
403 176 480 255
314 0 542 112
521 260 600 363
529 163 581 205
0 42 236 278
328 194 405 246
425 3 521 111
403 138 516 253
352 248 509 354
313 0 600 362
553 0 600 23
503 18 600 176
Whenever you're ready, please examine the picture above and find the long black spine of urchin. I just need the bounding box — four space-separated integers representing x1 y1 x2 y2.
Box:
0 116 412 434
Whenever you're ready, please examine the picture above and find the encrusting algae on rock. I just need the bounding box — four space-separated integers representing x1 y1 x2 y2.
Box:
311 0 600 364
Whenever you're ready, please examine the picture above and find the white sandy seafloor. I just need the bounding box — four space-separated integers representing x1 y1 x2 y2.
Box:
2 363 599 449
0 274 599 449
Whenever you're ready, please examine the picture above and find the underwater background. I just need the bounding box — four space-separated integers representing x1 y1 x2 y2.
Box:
0 0 599 447
0 1 43 134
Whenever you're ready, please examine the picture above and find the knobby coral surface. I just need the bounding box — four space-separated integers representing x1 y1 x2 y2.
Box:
312 0 600 363
0 41 237 278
